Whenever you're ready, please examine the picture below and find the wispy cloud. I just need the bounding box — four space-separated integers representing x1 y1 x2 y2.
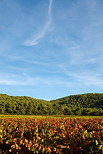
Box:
59 64 103 87
48 0 103 66
24 0 53 46
0 72 70 87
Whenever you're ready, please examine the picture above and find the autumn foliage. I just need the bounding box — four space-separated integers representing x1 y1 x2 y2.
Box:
0 118 103 153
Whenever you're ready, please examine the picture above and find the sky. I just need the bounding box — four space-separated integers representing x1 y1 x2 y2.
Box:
0 0 103 100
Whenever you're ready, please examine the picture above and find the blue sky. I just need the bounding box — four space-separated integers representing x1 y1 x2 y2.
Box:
0 0 103 100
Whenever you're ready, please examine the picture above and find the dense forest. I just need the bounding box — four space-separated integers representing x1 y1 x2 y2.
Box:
0 93 103 115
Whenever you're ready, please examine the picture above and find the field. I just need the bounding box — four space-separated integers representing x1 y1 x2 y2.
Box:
0 115 103 119
0 115 103 153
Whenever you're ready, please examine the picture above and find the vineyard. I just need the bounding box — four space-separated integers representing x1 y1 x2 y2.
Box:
0 118 103 153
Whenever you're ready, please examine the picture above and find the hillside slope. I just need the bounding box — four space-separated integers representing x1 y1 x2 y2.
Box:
0 93 103 115
0 94 53 115
50 93 103 115
51 93 103 109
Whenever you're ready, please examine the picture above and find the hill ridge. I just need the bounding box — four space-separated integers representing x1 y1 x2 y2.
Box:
0 93 103 115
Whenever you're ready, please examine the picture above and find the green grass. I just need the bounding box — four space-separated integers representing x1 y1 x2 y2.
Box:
0 114 103 119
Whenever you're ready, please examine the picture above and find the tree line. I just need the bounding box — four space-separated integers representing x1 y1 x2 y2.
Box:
0 93 103 115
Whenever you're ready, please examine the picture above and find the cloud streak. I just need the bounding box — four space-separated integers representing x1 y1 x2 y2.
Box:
24 0 53 46
0 72 70 86
60 65 103 87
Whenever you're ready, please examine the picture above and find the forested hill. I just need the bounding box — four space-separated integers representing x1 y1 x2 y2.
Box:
51 93 103 109
0 94 51 115
0 93 103 115
50 93 103 116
